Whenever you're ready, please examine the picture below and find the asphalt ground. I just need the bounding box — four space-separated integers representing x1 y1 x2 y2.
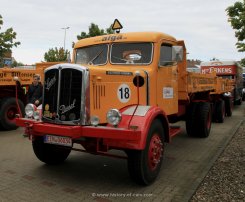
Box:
0 103 244 202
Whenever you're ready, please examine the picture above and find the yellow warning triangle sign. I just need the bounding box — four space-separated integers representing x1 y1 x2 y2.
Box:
112 19 123 30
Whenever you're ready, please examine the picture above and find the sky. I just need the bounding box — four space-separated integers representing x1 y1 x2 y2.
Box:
1 0 244 64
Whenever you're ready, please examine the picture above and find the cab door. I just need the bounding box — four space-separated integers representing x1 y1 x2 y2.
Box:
156 43 178 115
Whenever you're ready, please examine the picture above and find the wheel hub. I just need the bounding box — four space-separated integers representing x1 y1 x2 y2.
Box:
148 134 163 171
6 107 17 121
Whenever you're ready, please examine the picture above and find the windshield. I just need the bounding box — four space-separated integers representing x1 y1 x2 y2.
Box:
110 43 153 65
75 44 108 65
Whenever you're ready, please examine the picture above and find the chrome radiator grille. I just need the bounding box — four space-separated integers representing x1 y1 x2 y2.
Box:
42 65 84 125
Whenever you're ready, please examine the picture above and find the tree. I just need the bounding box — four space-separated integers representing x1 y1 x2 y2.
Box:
11 60 24 67
0 15 20 66
226 1 245 66
44 47 70 62
77 23 114 40
240 58 245 66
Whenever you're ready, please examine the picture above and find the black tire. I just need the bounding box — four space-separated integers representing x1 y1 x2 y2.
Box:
185 102 198 137
0 97 25 130
185 102 211 138
127 119 164 185
225 98 232 117
237 97 242 105
236 97 242 105
214 100 225 123
32 136 71 165
196 102 212 138
242 93 245 101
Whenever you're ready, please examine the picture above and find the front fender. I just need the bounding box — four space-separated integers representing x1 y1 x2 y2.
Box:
116 105 169 150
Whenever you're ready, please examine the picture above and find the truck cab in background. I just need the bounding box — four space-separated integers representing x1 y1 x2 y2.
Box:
201 61 244 105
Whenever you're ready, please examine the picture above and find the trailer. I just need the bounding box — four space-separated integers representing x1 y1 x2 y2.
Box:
16 26 233 185
0 62 60 130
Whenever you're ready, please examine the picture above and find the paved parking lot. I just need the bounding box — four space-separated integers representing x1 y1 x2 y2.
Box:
0 104 244 202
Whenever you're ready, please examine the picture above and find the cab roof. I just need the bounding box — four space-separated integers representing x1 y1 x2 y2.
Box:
74 32 177 48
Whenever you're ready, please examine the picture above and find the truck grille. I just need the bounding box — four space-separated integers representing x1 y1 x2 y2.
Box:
42 65 84 125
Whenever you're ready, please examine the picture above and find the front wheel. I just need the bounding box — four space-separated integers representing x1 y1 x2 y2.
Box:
32 136 71 165
127 119 164 185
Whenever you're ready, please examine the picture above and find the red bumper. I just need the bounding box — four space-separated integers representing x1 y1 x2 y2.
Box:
16 118 141 149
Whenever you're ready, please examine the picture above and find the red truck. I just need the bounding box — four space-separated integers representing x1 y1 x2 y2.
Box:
201 61 243 105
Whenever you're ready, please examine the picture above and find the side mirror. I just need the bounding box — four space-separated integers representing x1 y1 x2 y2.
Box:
172 46 183 62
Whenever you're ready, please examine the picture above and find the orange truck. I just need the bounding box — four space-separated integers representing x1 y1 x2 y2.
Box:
16 28 233 185
201 61 243 106
0 62 59 130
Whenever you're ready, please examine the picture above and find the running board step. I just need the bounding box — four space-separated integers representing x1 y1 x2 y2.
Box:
169 126 181 138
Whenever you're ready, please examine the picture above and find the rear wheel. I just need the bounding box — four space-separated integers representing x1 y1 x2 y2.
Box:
214 100 225 123
186 102 212 138
127 119 164 185
0 97 24 130
186 102 198 136
32 136 71 165
225 98 232 117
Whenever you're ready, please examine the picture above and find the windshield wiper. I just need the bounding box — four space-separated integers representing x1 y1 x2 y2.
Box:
112 56 129 63
88 50 104 65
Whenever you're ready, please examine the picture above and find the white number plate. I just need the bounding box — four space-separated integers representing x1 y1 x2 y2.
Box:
44 135 72 147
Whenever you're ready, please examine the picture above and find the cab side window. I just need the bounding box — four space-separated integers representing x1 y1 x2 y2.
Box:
159 44 173 66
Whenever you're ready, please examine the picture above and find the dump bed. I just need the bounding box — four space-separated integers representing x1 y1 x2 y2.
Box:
186 72 233 94
0 62 61 86
0 67 40 86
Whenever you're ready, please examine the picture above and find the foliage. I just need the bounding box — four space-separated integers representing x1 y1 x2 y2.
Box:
77 23 114 40
44 47 70 62
226 1 245 52
11 60 24 67
240 58 245 66
0 14 20 65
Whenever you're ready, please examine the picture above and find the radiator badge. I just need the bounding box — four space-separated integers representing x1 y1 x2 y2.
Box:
60 99 76 114
45 76 56 91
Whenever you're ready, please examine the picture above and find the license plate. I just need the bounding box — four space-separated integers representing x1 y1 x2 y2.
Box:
44 135 72 147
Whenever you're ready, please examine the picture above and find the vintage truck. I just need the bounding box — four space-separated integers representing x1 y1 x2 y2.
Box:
201 61 243 107
0 62 59 130
16 29 233 185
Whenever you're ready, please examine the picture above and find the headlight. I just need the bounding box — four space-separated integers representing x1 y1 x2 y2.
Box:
91 115 100 126
25 104 36 118
106 109 121 126
33 111 40 120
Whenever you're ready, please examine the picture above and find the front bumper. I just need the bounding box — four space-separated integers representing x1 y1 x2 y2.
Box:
16 118 141 149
